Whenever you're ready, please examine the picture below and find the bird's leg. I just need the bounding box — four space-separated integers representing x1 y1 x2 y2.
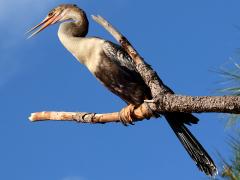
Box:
119 104 136 126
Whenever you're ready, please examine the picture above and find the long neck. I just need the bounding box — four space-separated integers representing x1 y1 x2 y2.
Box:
59 10 89 37
58 10 89 63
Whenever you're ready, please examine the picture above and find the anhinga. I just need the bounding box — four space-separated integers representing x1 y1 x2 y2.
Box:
27 4 217 176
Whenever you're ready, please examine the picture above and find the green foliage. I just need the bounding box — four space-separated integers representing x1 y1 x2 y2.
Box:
218 62 240 95
220 136 240 180
218 61 240 179
217 62 240 129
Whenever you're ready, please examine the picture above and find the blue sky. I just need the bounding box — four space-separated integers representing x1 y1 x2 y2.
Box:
0 0 239 179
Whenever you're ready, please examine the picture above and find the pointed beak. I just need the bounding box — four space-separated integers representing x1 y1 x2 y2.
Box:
26 13 62 39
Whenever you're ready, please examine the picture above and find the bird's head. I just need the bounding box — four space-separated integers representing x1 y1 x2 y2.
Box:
26 4 83 38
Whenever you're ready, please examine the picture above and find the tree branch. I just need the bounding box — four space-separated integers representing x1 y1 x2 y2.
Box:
29 95 240 123
91 15 240 114
29 15 240 123
29 103 152 123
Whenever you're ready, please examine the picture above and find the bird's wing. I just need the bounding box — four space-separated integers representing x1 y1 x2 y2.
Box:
100 41 152 105
102 41 137 71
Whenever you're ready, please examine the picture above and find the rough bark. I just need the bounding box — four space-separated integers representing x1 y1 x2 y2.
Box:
151 94 240 114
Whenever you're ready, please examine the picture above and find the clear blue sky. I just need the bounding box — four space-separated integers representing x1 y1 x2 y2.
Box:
0 0 239 179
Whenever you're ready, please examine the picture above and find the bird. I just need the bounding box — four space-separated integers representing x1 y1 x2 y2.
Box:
27 4 217 176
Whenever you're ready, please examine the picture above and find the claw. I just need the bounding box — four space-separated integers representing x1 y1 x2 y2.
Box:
119 104 135 126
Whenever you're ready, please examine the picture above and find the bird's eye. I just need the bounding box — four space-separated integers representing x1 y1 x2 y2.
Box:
48 11 54 16
73 4 77 7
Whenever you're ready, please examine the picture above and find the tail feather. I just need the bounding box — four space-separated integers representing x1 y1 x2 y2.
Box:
165 113 218 176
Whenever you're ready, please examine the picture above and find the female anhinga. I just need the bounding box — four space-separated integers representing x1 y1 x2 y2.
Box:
27 4 217 176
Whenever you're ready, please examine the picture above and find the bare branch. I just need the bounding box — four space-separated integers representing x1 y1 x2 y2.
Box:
29 15 240 123
29 94 240 123
29 103 152 123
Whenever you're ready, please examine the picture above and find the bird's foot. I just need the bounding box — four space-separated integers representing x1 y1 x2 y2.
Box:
119 104 136 126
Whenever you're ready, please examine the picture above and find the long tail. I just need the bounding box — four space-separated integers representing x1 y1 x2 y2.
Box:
165 113 218 176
